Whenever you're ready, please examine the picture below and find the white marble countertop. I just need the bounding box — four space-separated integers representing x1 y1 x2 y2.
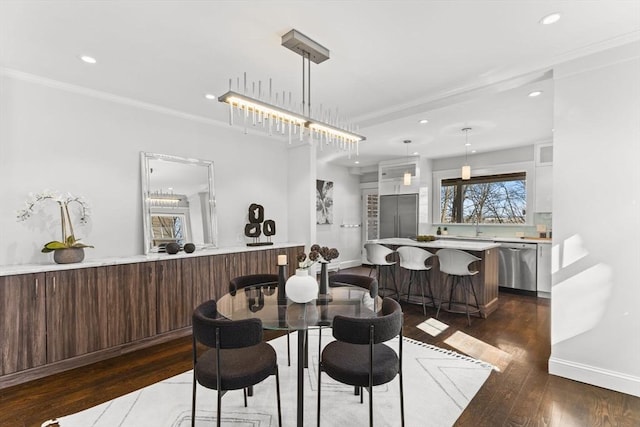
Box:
434 235 552 245
0 242 304 277
369 238 501 251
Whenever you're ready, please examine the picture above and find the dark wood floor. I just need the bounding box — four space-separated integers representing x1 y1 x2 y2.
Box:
1 266 639 427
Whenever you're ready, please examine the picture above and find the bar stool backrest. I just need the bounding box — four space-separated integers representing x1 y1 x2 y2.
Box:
364 243 396 265
436 248 480 276
397 246 435 271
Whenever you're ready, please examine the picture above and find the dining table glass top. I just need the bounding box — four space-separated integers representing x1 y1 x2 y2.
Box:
216 284 381 331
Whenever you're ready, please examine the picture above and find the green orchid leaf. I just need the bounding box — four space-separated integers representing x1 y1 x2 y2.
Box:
41 241 67 253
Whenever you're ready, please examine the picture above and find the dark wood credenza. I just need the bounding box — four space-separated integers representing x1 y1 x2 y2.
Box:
0 244 303 389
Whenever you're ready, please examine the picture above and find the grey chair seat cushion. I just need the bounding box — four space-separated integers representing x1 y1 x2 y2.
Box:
322 341 399 387
195 342 277 390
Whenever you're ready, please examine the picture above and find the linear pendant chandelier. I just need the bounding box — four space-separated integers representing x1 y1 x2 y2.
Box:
218 29 366 158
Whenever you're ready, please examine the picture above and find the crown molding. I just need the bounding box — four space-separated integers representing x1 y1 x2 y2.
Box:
0 67 230 128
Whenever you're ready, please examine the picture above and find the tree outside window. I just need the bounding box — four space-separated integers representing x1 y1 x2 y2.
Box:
440 172 526 224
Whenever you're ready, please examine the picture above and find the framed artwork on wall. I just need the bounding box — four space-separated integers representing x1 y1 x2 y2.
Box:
316 179 334 224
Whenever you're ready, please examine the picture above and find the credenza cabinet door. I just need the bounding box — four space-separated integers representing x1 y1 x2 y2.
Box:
184 256 214 309
101 263 157 347
46 268 108 363
156 259 192 333
210 254 231 300
0 273 46 375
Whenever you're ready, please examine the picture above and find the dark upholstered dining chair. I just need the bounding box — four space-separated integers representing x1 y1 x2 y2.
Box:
191 299 282 427
316 297 404 427
228 274 279 295
229 273 291 365
329 273 379 299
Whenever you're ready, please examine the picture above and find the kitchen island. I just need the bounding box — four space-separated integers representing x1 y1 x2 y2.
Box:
367 238 500 318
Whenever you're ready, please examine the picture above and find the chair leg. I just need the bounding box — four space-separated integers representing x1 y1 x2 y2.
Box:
426 273 436 310
317 358 322 427
368 385 374 427
275 366 282 427
399 370 405 427
217 389 222 427
469 277 480 311
287 332 291 366
390 265 400 299
243 388 247 407
405 270 413 301
191 371 196 427
376 265 384 296
463 278 471 326
448 276 458 311
436 275 445 319
418 270 427 316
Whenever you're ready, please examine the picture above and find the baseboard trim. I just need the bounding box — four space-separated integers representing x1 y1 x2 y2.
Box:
338 259 364 270
549 356 640 397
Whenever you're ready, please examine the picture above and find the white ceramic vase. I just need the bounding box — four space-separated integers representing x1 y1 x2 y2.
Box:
285 269 318 303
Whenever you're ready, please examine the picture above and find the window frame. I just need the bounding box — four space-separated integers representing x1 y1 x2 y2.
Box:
432 161 535 226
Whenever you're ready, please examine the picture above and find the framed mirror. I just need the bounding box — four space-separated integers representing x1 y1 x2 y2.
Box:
140 152 217 254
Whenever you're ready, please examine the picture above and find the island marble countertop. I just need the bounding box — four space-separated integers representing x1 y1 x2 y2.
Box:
434 235 552 245
368 238 501 251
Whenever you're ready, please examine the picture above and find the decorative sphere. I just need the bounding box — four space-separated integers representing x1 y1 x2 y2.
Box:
183 243 196 253
165 242 180 254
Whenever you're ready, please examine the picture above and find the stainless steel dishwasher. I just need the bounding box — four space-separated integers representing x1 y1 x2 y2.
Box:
498 242 537 292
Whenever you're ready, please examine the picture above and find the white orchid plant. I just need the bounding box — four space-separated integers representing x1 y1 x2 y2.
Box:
17 190 93 253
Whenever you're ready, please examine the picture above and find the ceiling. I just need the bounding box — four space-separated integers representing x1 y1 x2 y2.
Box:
1 1 639 168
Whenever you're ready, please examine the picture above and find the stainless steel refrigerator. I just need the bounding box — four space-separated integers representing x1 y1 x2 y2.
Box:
379 194 418 238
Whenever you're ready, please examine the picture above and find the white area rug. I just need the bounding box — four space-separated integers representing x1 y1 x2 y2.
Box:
57 331 493 426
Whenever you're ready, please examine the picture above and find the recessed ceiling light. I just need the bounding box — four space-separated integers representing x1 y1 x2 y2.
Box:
80 55 97 64
354 160 360 164
413 152 419 155
419 119 429 124
471 150 477 153
540 12 561 25
465 143 471 147
204 93 216 100
528 90 543 97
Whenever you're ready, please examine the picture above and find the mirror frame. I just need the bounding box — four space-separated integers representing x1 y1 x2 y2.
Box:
140 152 218 254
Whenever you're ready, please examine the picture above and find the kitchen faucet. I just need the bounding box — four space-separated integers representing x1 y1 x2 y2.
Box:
474 213 482 237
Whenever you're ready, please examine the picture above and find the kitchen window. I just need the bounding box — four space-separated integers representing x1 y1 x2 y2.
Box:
440 172 527 224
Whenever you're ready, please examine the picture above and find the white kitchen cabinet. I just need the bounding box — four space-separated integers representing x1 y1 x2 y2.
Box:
535 165 553 213
537 243 552 298
378 157 420 195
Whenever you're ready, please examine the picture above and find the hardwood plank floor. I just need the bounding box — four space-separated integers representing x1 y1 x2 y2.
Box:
1 266 639 426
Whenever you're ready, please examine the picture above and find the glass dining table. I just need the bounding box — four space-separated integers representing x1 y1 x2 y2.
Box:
216 283 381 427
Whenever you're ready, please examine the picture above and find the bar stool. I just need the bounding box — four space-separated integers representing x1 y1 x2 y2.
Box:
435 248 481 326
364 243 399 299
396 246 436 316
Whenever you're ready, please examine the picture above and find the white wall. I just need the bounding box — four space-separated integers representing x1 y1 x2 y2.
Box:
0 72 290 265
549 41 640 397
316 160 362 269
287 143 316 256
